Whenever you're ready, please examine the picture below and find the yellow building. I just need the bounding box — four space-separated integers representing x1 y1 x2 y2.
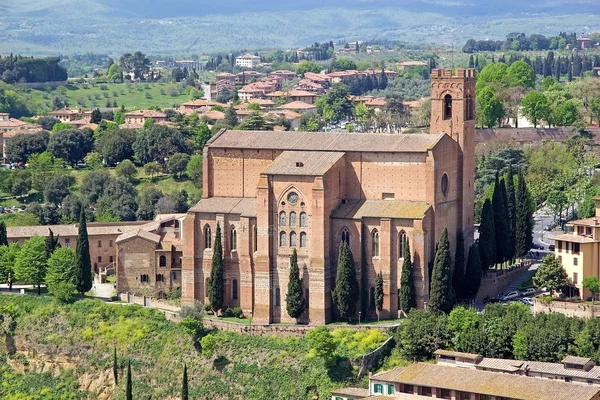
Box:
553 197 600 299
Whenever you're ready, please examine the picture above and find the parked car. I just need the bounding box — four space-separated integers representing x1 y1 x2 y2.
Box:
520 288 536 297
520 297 534 306
548 245 555 251
501 291 520 301
483 295 501 304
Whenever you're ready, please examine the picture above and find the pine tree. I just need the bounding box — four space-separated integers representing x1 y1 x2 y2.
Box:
505 165 517 262
126 360 132 400
76 209 92 295
286 248 305 319
515 169 533 258
399 240 416 312
208 223 224 312
375 271 384 321
90 108 102 124
428 228 455 314
0 221 7 246
332 242 359 321
113 347 118 385
479 199 496 270
464 244 482 298
45 229 60 259
492 173 508 265
182 363 189 400
224 106 238 128
452 231 465 299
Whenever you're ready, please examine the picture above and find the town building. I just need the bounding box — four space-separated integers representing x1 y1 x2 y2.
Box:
235 54 261 69
48 108 83 122
277 101 317 114
578 37 594 49
181 68 477 324
266 90 318 104
399 61 428 71
0 113 29 132
553 197 600 299
124 110 167 126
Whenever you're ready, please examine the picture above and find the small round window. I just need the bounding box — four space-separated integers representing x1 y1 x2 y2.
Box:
441 173 449 196
287 192 299 205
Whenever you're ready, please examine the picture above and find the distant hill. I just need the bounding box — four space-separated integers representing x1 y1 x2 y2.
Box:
1 0 599 55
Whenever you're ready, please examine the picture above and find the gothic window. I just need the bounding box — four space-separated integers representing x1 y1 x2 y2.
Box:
441 173 449 196
443 94 452 120
204 225 212 249
232 279 238 300
341 228 350 245
253 225 258 252
300 232 307 248
230 226 237 251
275 288 281 307
279 211 287 227
287 192 299 205
290 231 297 247
159 255 167 267
300 212 307 228
279 231 287 247
372 229 380 258
399 231 408 259
290 212 297 228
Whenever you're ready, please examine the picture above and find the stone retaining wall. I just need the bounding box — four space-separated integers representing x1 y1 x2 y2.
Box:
533 299 600 318
475 261 531 301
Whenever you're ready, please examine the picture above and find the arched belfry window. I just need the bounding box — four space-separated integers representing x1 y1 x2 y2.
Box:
230 226 237 251
341 228 350 245
204 225 212 249
443 94 452 120
399 231 408 259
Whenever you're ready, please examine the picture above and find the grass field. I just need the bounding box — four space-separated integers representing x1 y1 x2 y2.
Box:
19 81 196 114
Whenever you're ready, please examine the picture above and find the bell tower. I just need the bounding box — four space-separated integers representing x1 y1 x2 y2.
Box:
430 68 476 248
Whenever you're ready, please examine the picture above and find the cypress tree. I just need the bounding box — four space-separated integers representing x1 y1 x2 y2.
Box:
468 55 474 68
332 242 359 321
505 165 517 262
286 248 305 319
45 229 60 259
126 360 132 400
428 228 455 314
399 240 416 312
360 225 368 316
224 106 238 128
479 199 496 270
452 231 465 299
0 221 7 246
492 172 508 265
464 244 482 298
515 169 533 258
182 363 188 400
76 209 92 295
568 68 573 82
208 223 224 312
113 347 118 385
374 271 384 321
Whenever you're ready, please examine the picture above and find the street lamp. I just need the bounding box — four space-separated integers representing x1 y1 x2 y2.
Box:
358 311 361 325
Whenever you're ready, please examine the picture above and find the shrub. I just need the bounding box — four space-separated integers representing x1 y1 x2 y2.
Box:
181 300 204 320
52 282 78 303
232 307 244 318
180 316 203 337
203 303 213 312
200 333 218 357
222 307 234 317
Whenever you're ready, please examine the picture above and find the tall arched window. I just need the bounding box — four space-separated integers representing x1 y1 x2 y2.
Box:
289 212 297 228
443 94 452 120
341 228 350 245
159 255 166 267
279 211 287 227
230 226 237 251
253 225 258 252
279 231 287 247
232 279 238 300
204 225 212 249
399 230 408 259
290 231 297 247
300 232 307 248
275 288 281 306
372 229 380 258
300 212 307 228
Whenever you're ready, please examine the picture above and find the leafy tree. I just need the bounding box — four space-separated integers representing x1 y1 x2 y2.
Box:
107 64 123 82
27 151 65 192
5 132 49 163
479 199 496 270
397 309 449 361
533 255 568 292
286 248 305 319
464 244 482 298
137 188 163 220
306 326 336 364
126 360 133 400
167 153 190 178
583 277 600 304
477 86 504 128
14 236 46 295
182 363 188 400
75 209 92 295
506 60 536 88
90 108 102 124
98 128 137 166
46 247 78 300
315 83 353 124
475 62 508 94
375 271 384 321
208 223 224 312
236 111 271 131
144 162 162 179
84 151 103 169
80 171 111 205
447 306 480 351
295 61 321 75
332 241 359 320
429 229 455 314
513 313 578 362
515 169 533 257
133 125 189 165
551 99 581 127
47 129 94 166
96 178 138 221
113 347 118 384
120 51 150 80
186 155 203 188
51 122 72 133
43 174 71 205
521 90 550 128
115 160 137 182
224 106 238 128
590 97 600 125
5 170 31 196
0 243 19 290
452 232 465 299
0 222 6 246
37 116 60 131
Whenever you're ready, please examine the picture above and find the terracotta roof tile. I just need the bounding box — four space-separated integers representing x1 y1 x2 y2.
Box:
189 197 256 217
330 387 370 397
263 151 344 176
331 199 431 220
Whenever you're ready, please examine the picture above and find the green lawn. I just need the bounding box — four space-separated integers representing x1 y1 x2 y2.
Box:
19 82 196 114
